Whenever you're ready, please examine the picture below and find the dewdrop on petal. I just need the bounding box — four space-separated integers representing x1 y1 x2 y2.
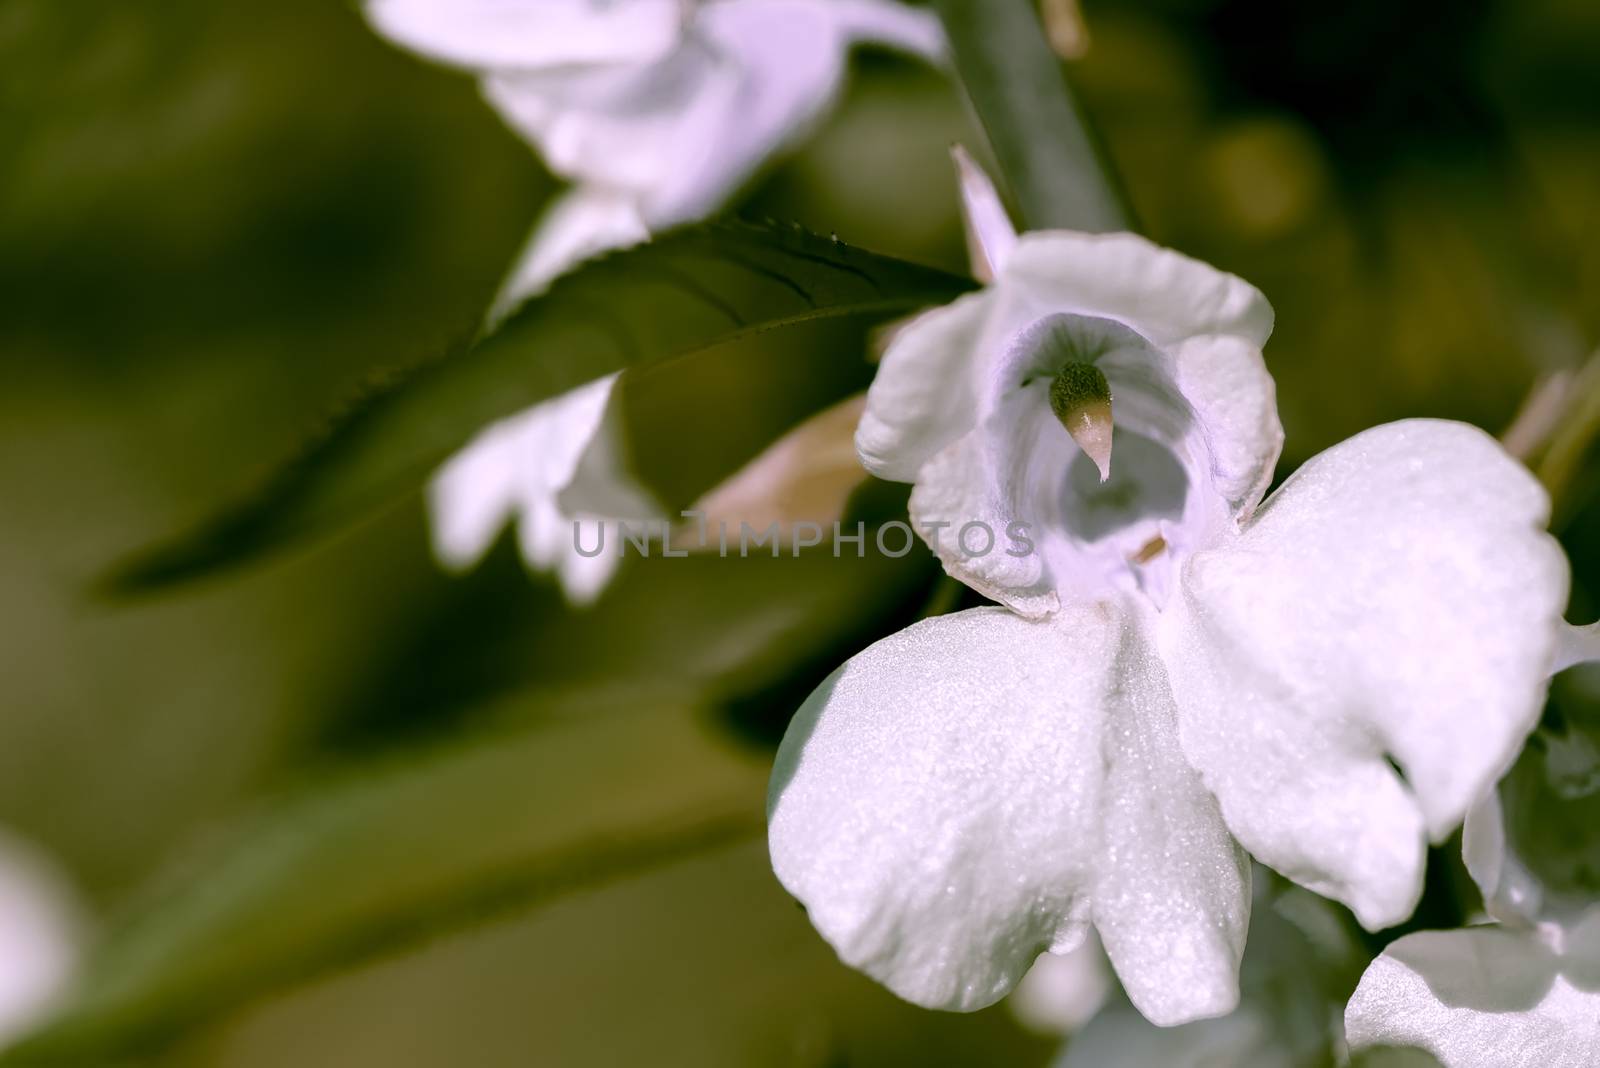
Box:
1050 362 1114 482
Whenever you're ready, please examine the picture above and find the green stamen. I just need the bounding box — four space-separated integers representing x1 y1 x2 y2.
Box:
1048 362 1114 482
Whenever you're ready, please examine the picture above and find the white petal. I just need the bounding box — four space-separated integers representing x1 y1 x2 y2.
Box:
0 831 83 1047
483 42 748 222
490 186 649 321
363 0 683 72
952 144 1017 282
905 416 1058 619
1462 790 1544 927
855 290 994 482
428 373 658 605
1345 920 1600 1068
648 0 942 221
1089 609 1252 1026
511 489 570 575
768 605 1248 1022
427 416 525 572
1163 420 1569 929
554 521 624 608
1001 232 1282 518
1166 332 1282 521
554 390 661 526
1002 231 1274 349
485 0 935 224
631 0 846 222
769 609 1103 1012
804 0 946 61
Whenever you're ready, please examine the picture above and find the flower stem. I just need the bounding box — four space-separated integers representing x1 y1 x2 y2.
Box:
932 0 1131 233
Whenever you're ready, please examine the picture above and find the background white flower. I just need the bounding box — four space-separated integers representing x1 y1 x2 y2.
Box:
1348 918 1600 1068
368 0 945 602
769 222 1571 1025
489 186 651 321
1008 932 1113 1037
0 830 83 1050
366 0 946 307
428 373 660 606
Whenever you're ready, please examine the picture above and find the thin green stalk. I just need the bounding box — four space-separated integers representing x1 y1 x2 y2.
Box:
933 0 1131 233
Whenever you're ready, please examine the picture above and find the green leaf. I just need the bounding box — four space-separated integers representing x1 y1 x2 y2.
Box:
3 690 767 1062
932 0 1130 232
322 539 937 752
104 220 975 593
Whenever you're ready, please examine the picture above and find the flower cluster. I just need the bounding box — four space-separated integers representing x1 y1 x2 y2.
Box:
366 3 1600 1056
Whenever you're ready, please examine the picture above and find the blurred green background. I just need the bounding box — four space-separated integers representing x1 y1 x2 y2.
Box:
2 0 1598 1064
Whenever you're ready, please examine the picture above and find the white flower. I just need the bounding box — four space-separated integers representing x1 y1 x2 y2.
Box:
1008 932 1113 1036
428 373 660 606
1348 916 1600 1068
766 178 1571 1023
0 830 82 1049
490 186 651 320
1345 676 1600 1067
369 0 942 599
366 0 946 303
